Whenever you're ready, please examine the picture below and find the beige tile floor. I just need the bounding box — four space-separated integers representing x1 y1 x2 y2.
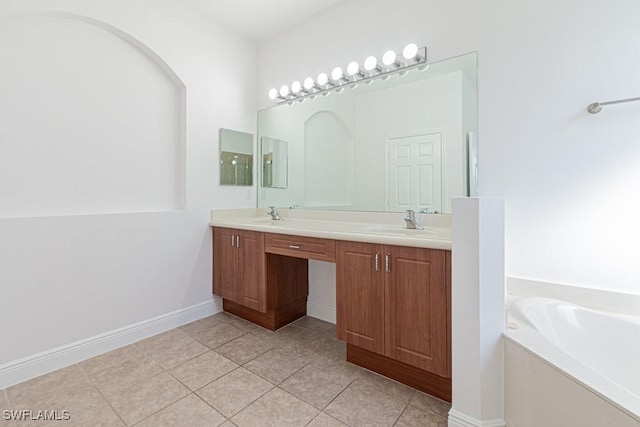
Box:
1 314 450 426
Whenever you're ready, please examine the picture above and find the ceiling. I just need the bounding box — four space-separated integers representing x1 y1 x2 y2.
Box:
182 0 345 41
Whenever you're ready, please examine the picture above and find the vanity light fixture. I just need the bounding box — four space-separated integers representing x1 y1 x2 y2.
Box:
303 77 319 92
268 88 279 100
291 80 306 95
382 50 400 68
317 72 335 87
403 43 422 61
331 66 349 84
268 43 427 103
346 61 364 78
363 55 380 72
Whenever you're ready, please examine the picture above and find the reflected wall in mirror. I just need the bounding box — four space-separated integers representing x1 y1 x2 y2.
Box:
257 52 478 213
219 128 253 186
261 137 288 188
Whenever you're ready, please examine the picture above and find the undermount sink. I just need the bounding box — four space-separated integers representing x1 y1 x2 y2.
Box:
242 217 336 230
235 217 447 239
244 217 277 225
361 224 440 235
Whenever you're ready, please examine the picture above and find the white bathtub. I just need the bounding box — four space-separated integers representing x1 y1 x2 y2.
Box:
505 297 640 426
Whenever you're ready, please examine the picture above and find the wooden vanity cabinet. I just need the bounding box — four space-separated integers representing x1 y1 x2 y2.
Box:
385 245 449 377
212 226 310 330
336 240 451 400
336 241 385 354
212 228 267 313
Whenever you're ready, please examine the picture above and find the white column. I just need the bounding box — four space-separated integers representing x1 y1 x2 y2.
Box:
449 197 505 427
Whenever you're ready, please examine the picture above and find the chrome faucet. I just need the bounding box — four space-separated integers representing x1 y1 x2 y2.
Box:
404 209 424 230
267 206 282 221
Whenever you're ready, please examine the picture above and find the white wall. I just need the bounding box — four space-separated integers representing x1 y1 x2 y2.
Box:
258 92 357 208
0 0 257 366
355 72 464 213
0 13 185 218
259 0 640 295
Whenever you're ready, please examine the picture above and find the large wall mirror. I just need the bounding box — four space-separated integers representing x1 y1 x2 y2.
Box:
219 128 253 186
257 52 477 213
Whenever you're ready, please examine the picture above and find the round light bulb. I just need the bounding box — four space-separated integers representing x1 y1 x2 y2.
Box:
347 61 360 76
291 81 302 93
402 43 419 60
331 67 343 81
364 56 378 71
268 88 278 100
382 50 397 66
303 77 315 90
317 72 329 86
279 85 289 97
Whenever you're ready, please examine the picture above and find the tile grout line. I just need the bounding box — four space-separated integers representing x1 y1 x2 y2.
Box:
129 393 209 427
242 354 312 387
318 376 358 422
194 365 272 420
75 362 129 427
2 388 17 427
82 347 190 427
4 315 444 426
391 401 410 427
191 392 233 425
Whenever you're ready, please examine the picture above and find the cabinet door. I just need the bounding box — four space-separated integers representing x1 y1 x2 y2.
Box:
237 230 267 313
213 227 238 302
385 246 449 377
336 241 385 354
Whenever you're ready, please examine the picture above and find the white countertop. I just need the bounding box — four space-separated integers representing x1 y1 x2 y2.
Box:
210 208 452 250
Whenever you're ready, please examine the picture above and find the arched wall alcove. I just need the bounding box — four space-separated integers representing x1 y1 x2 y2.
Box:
303 110 354 208
0 11 186 218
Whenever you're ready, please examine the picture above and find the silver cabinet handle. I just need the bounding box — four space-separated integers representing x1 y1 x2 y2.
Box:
385 254 391 273
288 245 301 249
236 235 240 248
231 235 235 247
375 253 380 271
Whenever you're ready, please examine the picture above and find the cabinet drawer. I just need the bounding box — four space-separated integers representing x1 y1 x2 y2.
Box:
265 233 336 262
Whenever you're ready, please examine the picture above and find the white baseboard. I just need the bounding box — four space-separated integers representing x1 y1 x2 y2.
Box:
306 301 336 324
0 298 222 390
448 410 505 427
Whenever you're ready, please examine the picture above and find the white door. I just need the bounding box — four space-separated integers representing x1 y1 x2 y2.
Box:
386 133 442 213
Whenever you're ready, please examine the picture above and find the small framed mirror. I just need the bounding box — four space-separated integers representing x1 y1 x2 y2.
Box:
261 137 288 188
219 128 253 186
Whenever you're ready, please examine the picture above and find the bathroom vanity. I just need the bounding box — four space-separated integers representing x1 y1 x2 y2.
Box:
210 208 452 401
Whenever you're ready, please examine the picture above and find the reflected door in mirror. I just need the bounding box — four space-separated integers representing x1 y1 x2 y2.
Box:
387 133 442 213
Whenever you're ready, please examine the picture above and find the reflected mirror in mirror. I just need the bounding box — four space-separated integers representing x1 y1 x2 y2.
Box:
219 128 253 186
261 137 288 188
257 51 478 213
